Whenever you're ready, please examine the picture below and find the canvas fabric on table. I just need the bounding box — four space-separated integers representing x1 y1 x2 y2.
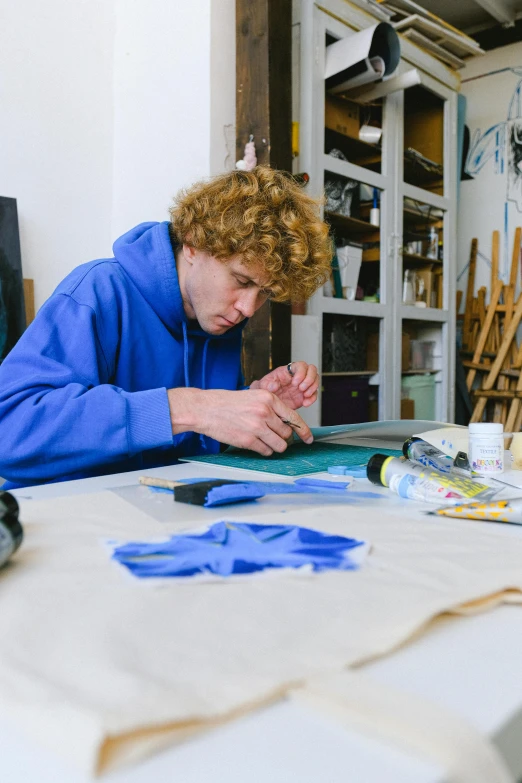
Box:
1 490 522 776
292 670 513 783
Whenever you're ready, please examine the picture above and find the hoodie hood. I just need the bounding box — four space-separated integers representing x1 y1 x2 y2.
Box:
112 221 247 341
113 221 186 335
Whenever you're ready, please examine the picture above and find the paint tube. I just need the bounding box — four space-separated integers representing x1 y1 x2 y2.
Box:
366 454 498 505
432 497 522 524
402 437 455 474
0 491 23 569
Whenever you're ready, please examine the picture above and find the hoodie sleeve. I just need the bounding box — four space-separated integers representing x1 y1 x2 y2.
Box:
0 293 174 484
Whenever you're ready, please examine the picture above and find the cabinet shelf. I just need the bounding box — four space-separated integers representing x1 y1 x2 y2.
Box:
324 128 381 170
296 3 456 425
325 211 379 235
403 206 442 228
322 370 376 376
402 369 440 375
403 252 442 266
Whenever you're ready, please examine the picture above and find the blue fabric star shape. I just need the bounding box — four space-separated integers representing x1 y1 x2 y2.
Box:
112 522 366 579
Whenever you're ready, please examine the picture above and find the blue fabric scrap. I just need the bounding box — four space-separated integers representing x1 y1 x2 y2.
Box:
112 521 367 578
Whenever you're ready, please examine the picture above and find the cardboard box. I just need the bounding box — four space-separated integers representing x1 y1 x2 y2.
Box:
402 331 411 371
434 268 443 309
401 398 415 419
325 95 360 139
366 331 379 372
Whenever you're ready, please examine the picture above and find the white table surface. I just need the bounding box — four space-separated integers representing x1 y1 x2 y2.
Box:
4 460 522 783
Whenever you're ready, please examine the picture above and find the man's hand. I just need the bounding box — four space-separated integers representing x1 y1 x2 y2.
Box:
250 361 319 409
167 387 313 457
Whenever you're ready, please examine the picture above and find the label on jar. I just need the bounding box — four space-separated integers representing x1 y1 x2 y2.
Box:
470 437 504 475
0 520 15 568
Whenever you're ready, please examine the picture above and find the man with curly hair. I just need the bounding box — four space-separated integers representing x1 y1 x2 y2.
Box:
0 167 333 488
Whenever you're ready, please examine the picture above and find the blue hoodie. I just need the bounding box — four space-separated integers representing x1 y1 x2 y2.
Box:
0 222 246 487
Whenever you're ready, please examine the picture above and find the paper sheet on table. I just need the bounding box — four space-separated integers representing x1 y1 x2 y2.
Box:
3 490 522 776
308 419 464 445
414 426 469 459
325 22 400 94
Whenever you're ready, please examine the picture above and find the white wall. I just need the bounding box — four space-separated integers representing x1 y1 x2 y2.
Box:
0 0 115 310
0 0 236 311
458 42 522 302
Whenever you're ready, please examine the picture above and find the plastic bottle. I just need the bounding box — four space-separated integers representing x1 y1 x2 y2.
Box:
468 422 504 476
0 491 23 569
403 436 454 474
369 188 380 227
426 227 438 259
366 454 497 504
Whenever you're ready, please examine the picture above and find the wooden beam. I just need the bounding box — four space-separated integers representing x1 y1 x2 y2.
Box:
471 293 522 422
466 278 502 391
236 0 292 383
462 238 477 351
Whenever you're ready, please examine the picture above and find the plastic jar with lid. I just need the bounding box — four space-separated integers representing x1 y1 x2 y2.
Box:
468 422 504 476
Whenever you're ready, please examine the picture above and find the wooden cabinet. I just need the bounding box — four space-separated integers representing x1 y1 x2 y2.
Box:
292 0 458 426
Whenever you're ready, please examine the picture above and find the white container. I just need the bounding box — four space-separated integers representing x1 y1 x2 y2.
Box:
337 243 363 301
469 422 504 476
426 227 438 260
369 207 380 226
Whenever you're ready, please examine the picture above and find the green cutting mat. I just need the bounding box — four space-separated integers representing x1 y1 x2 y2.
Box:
181 442 402 477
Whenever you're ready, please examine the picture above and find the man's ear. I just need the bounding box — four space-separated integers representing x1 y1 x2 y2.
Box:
183 244 197 264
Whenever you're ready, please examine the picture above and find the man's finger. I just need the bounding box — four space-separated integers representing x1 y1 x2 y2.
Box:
299 364 318 391
288 361 308 386
261 420 292 454
270 397 313 444
303 379 320 397
301 392 318 407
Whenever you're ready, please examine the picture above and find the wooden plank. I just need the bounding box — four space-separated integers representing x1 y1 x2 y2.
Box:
494 282 514 422
462 238 477 352
491 230 499 290
456 289 463 315
462 362 517 378
477 287 486 328
473 390 522 400
471 293 522 422
481 294 522 390
510 227 521 289
236 0 292 382
466 279 502 391
497 230 521 421
23 278 35 326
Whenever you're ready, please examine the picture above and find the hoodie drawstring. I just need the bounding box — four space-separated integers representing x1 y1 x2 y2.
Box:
182 322 190 389
201 338 210 391
182 322 212 452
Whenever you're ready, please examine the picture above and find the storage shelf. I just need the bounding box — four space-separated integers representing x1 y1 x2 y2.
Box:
322 370 376 376
325 128 381 170
318 296 386 318
402 369 440 375
401 305 448 322
403 252 442 266
298 4 456 425
403 158 443 190
325 211 379 235
403 206 442 228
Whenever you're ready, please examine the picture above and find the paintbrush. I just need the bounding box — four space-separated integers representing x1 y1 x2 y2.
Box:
139 475 352 508
139 476 264 506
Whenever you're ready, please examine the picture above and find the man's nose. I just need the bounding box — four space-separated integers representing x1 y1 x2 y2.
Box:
236 288 262 318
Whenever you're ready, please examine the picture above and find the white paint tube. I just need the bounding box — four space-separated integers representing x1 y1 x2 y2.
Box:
367 454 498 505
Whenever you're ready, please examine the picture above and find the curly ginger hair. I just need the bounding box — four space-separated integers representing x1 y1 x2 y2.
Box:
169 166 333 303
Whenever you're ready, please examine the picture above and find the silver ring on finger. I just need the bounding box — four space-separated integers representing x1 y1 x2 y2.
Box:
287 362 295 377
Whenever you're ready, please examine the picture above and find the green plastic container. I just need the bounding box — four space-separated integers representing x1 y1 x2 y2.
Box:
401 374 436 420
